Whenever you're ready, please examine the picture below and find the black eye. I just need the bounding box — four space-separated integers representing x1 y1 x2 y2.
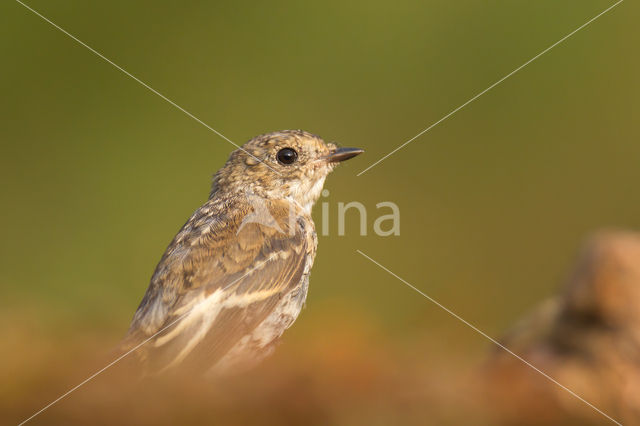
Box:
276 148 298 165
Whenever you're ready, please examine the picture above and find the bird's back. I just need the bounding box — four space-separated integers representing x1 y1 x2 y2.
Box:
122 194 317 374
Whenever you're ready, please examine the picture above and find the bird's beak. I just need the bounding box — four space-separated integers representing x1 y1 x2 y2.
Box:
325 147 364 163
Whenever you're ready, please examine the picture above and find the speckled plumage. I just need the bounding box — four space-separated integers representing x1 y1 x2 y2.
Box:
122 130 362 374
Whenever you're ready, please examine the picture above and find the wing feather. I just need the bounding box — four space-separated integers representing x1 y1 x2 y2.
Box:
122 197 313 373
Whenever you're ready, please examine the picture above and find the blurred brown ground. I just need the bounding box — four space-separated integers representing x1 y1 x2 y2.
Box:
486 230 640 425
2 309 491 425
6 231 640 425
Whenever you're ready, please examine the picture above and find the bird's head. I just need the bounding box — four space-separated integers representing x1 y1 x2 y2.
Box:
211 130 363 212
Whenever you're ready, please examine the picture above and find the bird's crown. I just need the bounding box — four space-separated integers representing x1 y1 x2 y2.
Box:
211 130 362 212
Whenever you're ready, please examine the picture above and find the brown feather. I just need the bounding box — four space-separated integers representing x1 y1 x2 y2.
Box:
122 195 315 373
121 130 362 374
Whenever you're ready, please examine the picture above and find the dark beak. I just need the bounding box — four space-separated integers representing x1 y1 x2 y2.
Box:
326 147 364 163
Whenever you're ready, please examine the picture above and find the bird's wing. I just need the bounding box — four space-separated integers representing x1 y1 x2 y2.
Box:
122 197 314 373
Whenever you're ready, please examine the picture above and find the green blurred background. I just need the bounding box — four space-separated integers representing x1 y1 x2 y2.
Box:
1 0 638 424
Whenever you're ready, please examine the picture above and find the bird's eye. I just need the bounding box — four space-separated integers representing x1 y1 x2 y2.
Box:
276 148 298 165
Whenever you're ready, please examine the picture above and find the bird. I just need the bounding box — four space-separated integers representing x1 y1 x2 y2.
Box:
121 130 363 375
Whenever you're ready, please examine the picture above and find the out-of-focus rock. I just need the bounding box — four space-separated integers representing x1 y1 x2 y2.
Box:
486 230 640 425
